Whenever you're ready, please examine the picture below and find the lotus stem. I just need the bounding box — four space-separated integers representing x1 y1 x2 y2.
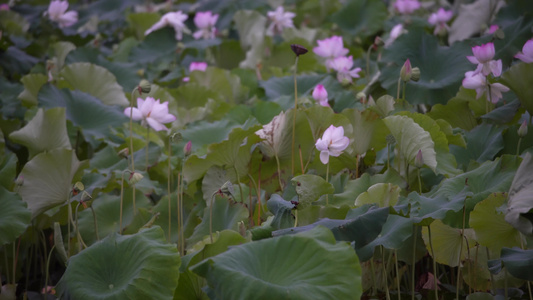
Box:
397 77 401 100
4 247 10 284
74 202 87 250
370 256 378 296
505 268 508 300
427 225 438 300
382 246 391 300
366 45 372 76
294 210 298 228
291 56 300 176
326 160 330 205
411 225 417 300
129 88 138 217
44 245 55 297
168 138 172 242
417 168 422 194
177 172 182 254
146 126 149 171
394 249 401 300
299 145 304 174
90 206 99 241
257 162 262 225
456 202 466 300
517 137 523 157
210 191 217 243
402 81 406 101
233 166 244 203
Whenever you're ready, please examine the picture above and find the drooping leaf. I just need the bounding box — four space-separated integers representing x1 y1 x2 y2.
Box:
57 62 129 106
383 115 437 171
505 152 533 235
354 183 401 208
292 174 335 209
56 227 180 300
0 186 31 246
266 194 295 230
9 108 71 158
191 226 362 299
470 193 521 252
18 149 81 218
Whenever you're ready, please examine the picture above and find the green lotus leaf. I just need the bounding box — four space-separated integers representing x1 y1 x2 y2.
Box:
233 10 267 50
368 94 395 118
489 247 533 281
260 74 343 102
0 152 17 190
0 10 29 36
451 123 504 169
383 115 437 171
267 194 295 230
466 293 495 300
38 85 128 146
18 73 48 107
56 227 180 300
127 12 161 40
470 193 521 252
57 62 129 106
379 27 473 105
0 186 31 246
407 188 471 226
355 183 401 207
500 62 533 116
341 108 386 155
427 94 478 131
356 215 415 261
435 119 467 148
191 226 362 299
292 174 335 209
18 149 81 218
421 219 476 267
9 108 71 158
186 197 248 248
189 67 249 105
505 153 533 235
128 27 177 64
305 105 351 141
330 0 387 37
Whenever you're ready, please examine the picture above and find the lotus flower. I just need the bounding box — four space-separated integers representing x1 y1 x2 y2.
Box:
466 42 502 76
329 56 361 83
394 0 420 14
145 11 189 40
313 36 349 69
124 97 176 131
47 0 78 28
385 24 406 48
312 84 329 107
183 62 208 82
428 8 453 35
266 6 295 36
193 11 218 40
515 39 533 63
462 71 509 104
315 125 350 164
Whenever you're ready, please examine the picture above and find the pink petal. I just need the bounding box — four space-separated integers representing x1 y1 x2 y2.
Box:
320 151 330 164
124 107 143 120
146 118 169 131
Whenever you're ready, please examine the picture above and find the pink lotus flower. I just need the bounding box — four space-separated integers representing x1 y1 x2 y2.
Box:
145 11 189 40
124 97 176 131
486 25 499 34
266 6 295 36
193 11 218 40
313 36 349 69
315 125 350 164
394 0 420 14
312 84 329 107
466 42 502 76
515 39 533 63
329 56 361 83
428 8 453 35
47 0 78 28
385 24 406 48
0 4 9 10
462 71 509 104
183 62 208 82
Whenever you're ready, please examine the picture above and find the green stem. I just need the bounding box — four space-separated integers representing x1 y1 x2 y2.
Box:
326 160 330 205
417 168 422 194
395 250 401 300
387 144 391 171
44 245 56 297
428 225 438 299
119 171 126 234
402 81 406 101
90 206 99 240
4 246 10 284
397 77 401 100
486 247 495 294
411 225 417 300
234 166 244 204
294 209 298 227
366 45 373 76
168 138 172 242
457 203 466 300
274 154 284 191
129 88 137 172
67 200 72 257
517 137 523 157
382 246 391 300
291 56 300 176
210 192 217 243
370 256 378 296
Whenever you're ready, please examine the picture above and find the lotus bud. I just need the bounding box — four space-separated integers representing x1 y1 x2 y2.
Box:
118 148 129 159
170 132 183 143
410 67 421 82
400 59 412 82
219 181 234 197
183 141 192 157
129 172 144 185
72 182 84 196
290 44 308 57
138 79 151 95
356 92 367 103
494 29 505 40
415 149 424 169
518 120 528 138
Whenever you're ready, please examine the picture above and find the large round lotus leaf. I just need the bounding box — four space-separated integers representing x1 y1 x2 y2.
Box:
379 27 472 105
421 219 476 267
355 183 400 207
9 107 71 158
57 62 129 106
0 186 31 246
56 227 180 300
505 152 533 235
18 149 81 218
292 174 334 209
383 115 437 171
191 226 362 300
341 108 386 155
470 193 521 253
329 0 387 37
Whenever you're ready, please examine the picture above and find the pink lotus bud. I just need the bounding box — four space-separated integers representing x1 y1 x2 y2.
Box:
400 59 412 82
518 120 528 138
415 149 424 168
184 141 192 156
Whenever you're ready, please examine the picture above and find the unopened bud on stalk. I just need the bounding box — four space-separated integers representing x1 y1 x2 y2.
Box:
138 79 151 95
72 182 84 196
183 141 192 157
290 44 308 57
415 149 424 169
518 120 528 138
400 59 412 82
129 172 144 185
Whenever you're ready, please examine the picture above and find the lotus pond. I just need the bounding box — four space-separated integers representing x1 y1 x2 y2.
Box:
1 0 533 299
